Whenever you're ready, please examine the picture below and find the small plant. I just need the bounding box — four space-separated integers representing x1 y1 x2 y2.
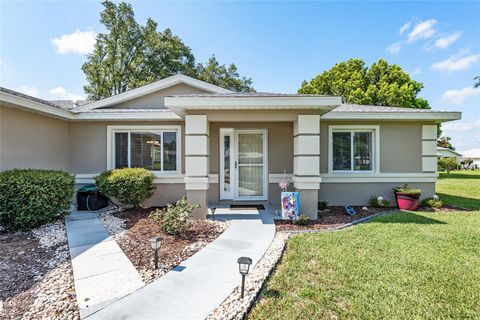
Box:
393 184 422 196
368 196 391 207
95 168 155 208
318 201 328 211
0 169 74 231
421 195 444 209
149 197 199 235
294 214 310 226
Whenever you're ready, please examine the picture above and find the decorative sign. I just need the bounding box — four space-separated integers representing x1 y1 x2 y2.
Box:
281 192 300 221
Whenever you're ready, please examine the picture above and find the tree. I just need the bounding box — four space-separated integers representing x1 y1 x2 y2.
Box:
299 58 429 109
82 1 253 100
196 55 254 92
438 157 459 174
437 136 455 150
460 159 474 170
475 76 480 88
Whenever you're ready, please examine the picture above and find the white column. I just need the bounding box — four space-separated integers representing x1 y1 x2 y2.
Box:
293 115 321 218
422 125 437 173
184 115 209 219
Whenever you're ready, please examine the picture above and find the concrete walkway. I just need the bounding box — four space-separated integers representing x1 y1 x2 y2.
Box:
87 208 276 320
65 208 143 318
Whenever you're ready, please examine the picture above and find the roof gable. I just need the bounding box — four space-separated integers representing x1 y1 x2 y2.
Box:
75 75 232 112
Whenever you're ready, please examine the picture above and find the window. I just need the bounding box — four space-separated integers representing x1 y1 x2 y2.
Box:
331 128 376 172
109 126 180 174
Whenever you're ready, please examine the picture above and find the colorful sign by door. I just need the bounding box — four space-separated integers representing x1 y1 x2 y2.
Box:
281 192 300 221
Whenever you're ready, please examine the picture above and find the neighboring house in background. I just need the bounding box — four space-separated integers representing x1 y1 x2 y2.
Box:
437 147 462 158
0 75 462 219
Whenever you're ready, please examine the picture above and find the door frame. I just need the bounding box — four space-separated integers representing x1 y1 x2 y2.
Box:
219 128 268 201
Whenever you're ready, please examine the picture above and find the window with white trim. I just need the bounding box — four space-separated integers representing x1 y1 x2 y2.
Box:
332 129 374 172
112 129 179 173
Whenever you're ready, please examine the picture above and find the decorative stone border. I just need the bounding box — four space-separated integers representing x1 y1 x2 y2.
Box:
206 209 396 320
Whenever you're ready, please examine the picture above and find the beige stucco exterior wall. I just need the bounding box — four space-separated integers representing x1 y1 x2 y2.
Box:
69 121 185 174
102 84 209 110
320 121 430 174
0 105 69 171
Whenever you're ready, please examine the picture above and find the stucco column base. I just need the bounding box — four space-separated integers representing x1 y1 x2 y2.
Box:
187 190 208 220
296 189 318 220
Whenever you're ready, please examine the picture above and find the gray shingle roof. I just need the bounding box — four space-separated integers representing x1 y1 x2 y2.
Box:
169 92 329 98
331 104 450 113
0 87 90 110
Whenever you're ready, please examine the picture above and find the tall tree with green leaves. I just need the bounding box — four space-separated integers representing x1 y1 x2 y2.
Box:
82 1 254 100
299 58 430 109
196 55 254 92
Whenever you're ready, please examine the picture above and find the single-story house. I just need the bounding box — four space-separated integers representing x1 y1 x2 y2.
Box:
0 75 462 218
437 147 462 158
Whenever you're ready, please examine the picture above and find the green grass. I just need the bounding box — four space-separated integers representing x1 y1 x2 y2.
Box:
436 170 480 210
249 211 480 320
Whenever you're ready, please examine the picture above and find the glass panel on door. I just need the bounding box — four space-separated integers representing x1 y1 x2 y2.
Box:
237 133 264 197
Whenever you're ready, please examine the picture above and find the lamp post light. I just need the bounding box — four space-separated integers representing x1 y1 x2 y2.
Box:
211 207 216 221
237 256 252 298
149 237 162 269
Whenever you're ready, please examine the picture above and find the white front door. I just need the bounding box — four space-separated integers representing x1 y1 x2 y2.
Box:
220 129 268 201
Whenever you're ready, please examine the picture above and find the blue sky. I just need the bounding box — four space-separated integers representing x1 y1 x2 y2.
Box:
1 1 479 154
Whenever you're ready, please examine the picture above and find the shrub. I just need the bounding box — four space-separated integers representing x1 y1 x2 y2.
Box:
0 169 74 231
368 196 391 207
438 157 459 173
149 197 199 235
295 214 310 226
393 184 422 196
421 197 444 209
318 201 328 211
95 168 155 207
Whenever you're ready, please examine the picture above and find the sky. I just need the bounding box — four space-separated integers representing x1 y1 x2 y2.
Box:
1 1 479 155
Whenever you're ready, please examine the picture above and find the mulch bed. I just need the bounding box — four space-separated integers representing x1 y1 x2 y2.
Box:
275 206 390 232
111 208 227 283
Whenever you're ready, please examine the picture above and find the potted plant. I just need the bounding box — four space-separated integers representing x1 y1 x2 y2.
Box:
393 184 422 211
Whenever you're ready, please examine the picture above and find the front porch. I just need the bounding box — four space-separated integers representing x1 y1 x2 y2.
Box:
183 113 327 220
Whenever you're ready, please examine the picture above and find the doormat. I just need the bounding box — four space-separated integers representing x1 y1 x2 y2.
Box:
230 204 265 210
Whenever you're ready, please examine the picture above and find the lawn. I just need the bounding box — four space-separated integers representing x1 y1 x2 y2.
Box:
436 170 480 210
249 172 480 319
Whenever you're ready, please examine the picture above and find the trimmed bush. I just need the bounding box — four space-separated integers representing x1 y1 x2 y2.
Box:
150 197 199 235
95 168 155 207
0 169 74 231
421 197 444 209
438 157 459 173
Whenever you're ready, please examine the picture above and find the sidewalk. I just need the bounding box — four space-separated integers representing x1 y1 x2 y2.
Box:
87 208 276 320
65 208 143 318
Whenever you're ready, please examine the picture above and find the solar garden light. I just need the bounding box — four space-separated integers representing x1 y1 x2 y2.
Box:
211 207 216 221
149 237 162 269
237 256 252 298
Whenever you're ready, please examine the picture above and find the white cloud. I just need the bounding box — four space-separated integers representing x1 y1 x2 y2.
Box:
410 68 422 76
432 54 480 72
443 118 480 132
50 30 96 55
386 42 402 55
399 21 412 35
440 87 480 105
48 86 84 101
435 32 462 49
19 85 40 97
408 19 438 42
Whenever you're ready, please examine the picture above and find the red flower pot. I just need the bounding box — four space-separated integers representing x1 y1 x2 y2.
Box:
395 192 420 211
